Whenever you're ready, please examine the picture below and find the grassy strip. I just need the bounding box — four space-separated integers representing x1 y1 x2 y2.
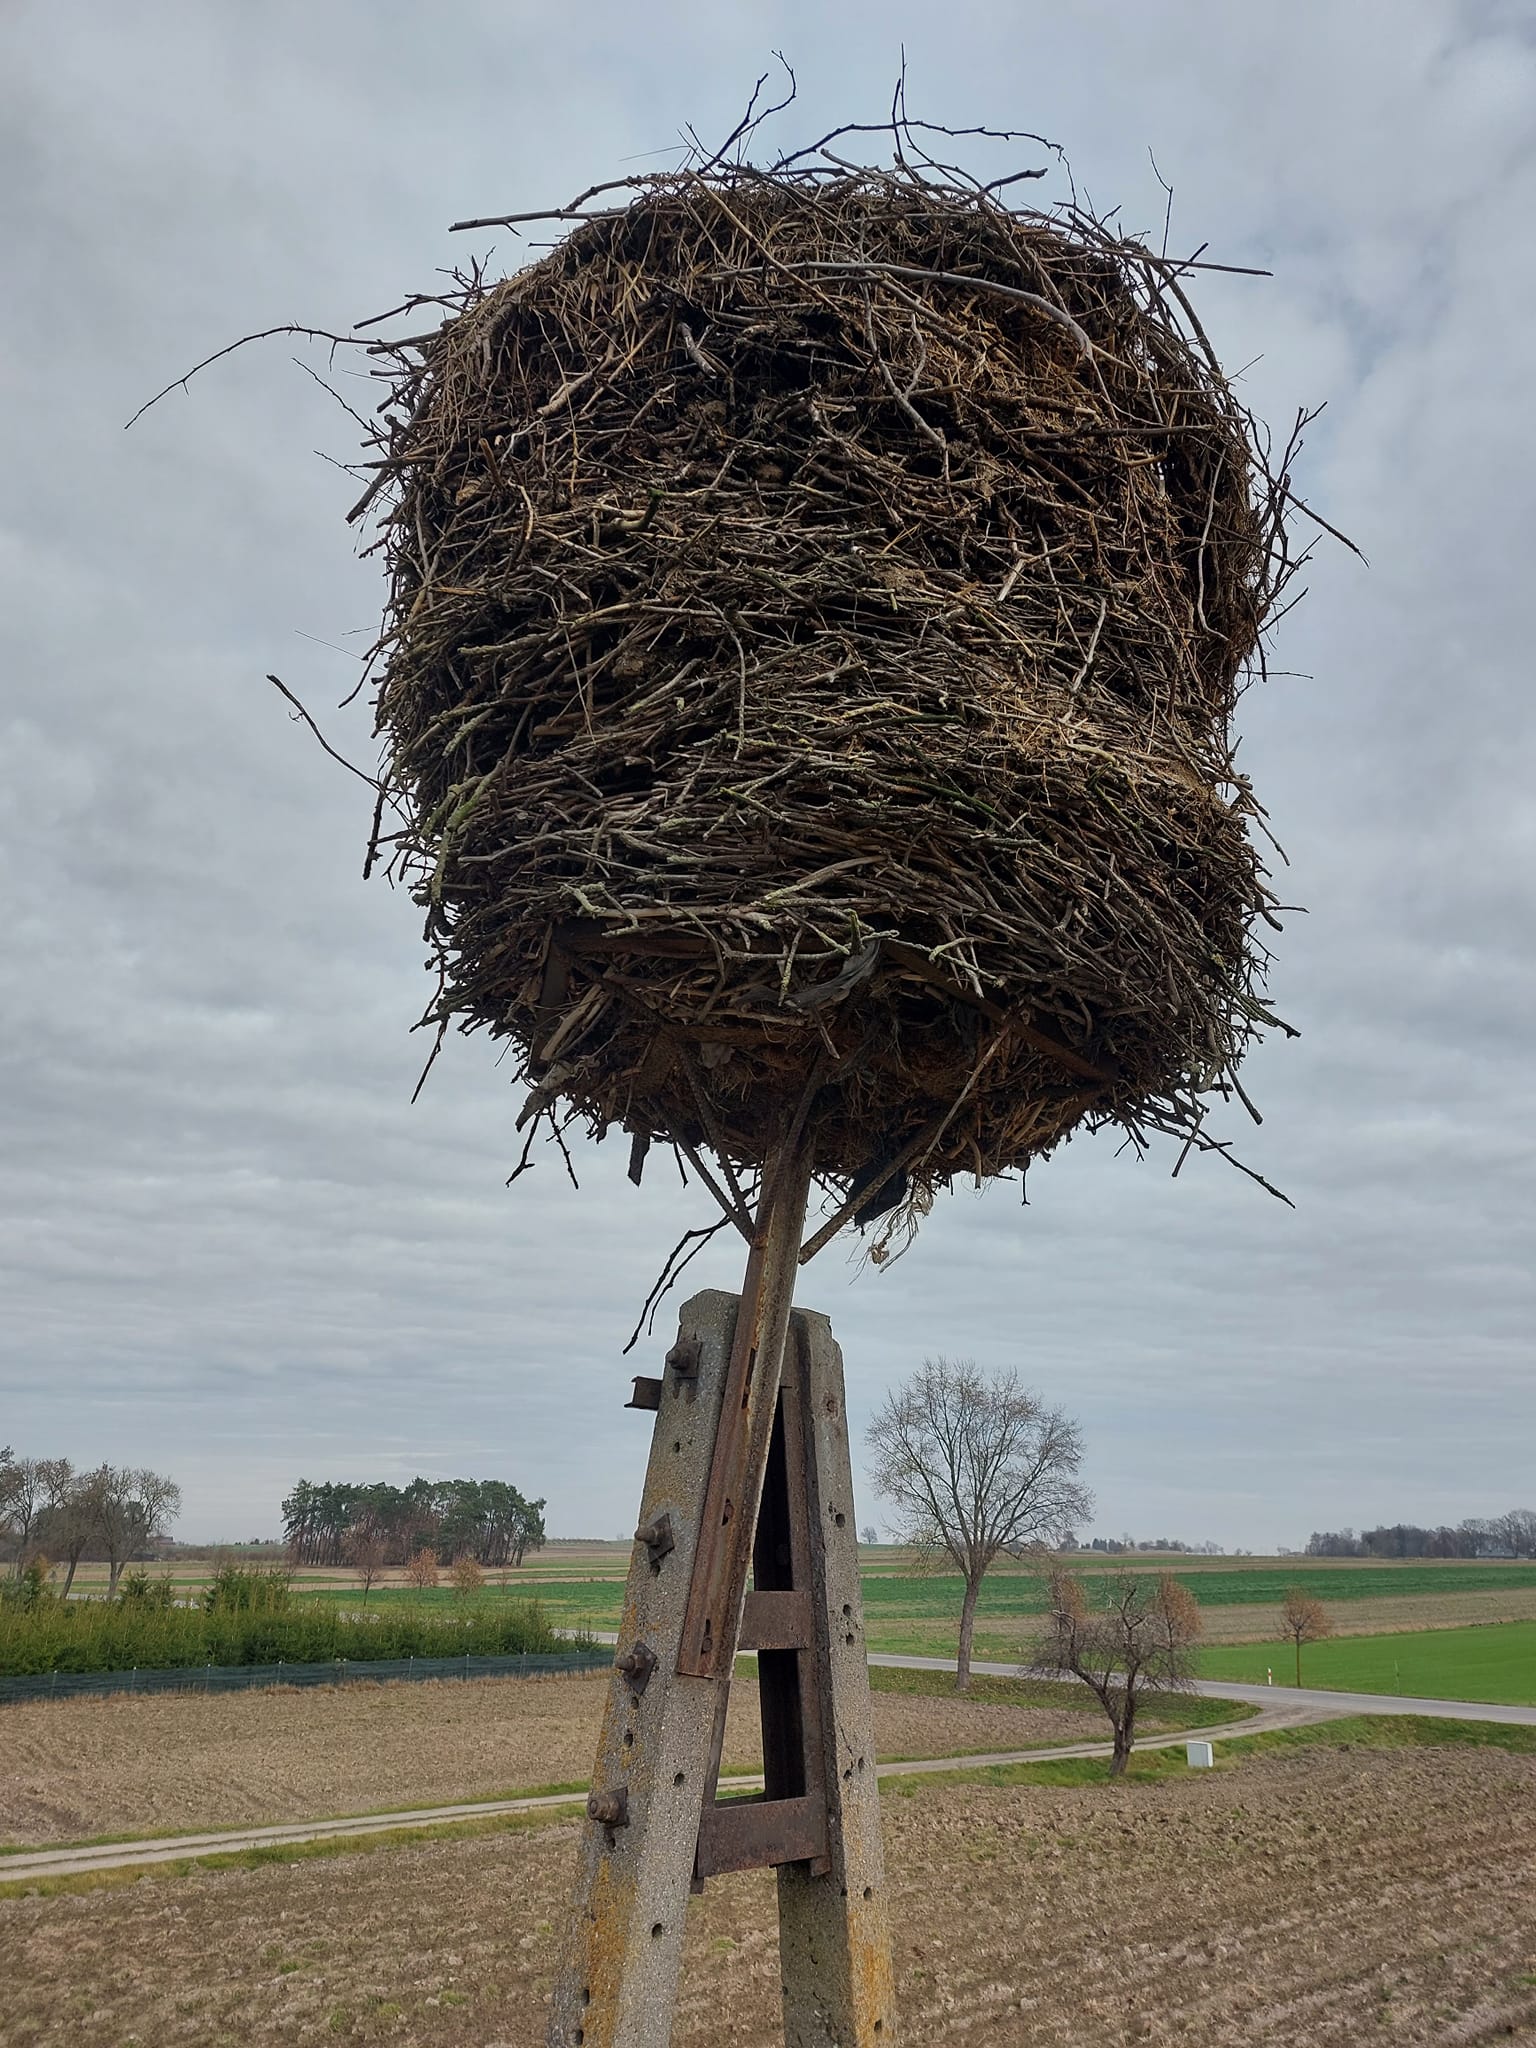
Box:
883 1710 1536 1793
0 1804 588 1901
866 1664 1258 1728
1198 1619 1536 1705
882 1747 1191 1793
1217 1713 1536 1762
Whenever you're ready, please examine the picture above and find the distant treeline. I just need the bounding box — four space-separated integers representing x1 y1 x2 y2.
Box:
282 1478 546 1568
1306 1510 1536 1559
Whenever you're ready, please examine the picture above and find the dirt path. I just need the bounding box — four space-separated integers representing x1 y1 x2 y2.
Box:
0 1706 1317 1886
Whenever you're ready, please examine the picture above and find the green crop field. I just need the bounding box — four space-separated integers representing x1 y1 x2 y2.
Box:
1199 1621 1536 1706
291 1559 1536 1669
1135 1564 1536 1606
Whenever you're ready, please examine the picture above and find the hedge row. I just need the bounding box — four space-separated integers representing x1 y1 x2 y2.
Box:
0 1597 566 1675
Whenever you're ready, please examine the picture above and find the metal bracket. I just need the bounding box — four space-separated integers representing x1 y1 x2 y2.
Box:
633 1512 675 1570
615 1640 657 1696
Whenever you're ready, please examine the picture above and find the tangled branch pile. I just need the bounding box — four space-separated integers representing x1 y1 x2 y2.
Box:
357 153 1303 1241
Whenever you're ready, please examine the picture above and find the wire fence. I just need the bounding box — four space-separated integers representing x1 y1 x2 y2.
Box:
0 1647 612 1706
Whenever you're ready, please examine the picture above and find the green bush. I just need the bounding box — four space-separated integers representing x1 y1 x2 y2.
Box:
118 1570 176 1609
0 1595 565 1676
203 1563 292 1615
0 1559 55 1614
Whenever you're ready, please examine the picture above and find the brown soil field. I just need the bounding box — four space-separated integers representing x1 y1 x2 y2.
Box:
1193 1586 1536 1644
953 1584 1536 1663
0 1673 1100 1847
3 1745 1532 2044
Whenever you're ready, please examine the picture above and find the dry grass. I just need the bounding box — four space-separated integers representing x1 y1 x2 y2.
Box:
2 1745 1532 2043
0 1671 1096 1847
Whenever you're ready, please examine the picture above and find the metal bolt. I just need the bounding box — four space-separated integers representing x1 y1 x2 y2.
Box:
665 1334 701 1380
615 1639 658 1695
587 1787 629 1829
634 1512 675 1568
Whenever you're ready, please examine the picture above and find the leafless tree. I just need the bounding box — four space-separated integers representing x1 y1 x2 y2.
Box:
1 1452 40 1573
403 1546 439 1590
94 1466 182 1597
1495 1509 1536 1559
347 1527 387 1605
866 1359 1091 1689
49 1468 109 1596
450 1553 484 1597
1279 1586 1333 1686
1 1455 75 1574
1034 1563 1204 1776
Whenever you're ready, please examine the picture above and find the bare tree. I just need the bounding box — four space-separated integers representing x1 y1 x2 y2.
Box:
95 1466 182 1597
0 1455 75 1573
50 1468 109 1596
403 1546 439 1590
347 1527 387 1605
1279 1587 1333 1686
1034 1564 1203 1776
450 1553 484 1597
866 1359 1091 1689
1 1453 41 1573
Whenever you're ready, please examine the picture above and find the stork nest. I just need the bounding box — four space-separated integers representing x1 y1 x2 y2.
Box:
356 159 1304 1244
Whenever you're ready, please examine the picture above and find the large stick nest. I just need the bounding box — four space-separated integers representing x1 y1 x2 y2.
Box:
358 153 1304 1245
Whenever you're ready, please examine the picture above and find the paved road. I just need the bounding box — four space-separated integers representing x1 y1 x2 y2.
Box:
0 1705 1314 1887
586 1632 1536 1727
869 1652 1536 1726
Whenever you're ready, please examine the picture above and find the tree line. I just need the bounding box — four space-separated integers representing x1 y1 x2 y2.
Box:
281 1477 546 1569
1305 1510 1536 1559
0 1449 181 1597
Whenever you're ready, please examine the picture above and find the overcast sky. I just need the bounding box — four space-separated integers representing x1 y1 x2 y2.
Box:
2 0 1532 1552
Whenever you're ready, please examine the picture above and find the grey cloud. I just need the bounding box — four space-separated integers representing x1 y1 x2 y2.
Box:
2 0 1532 1551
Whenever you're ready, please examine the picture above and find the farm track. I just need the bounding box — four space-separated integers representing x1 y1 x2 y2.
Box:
0 1707 1314 1886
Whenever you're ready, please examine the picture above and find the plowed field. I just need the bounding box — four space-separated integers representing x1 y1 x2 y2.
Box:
3 1745 1533 2043
0 1671 1100 1845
